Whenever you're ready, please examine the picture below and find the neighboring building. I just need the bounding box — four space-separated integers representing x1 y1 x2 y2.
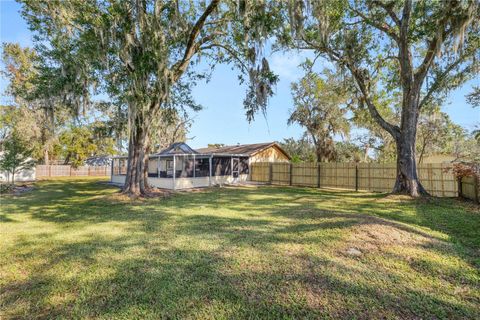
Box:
0 168 36 183
111 142 290 190
420 154 457 164
85 156 112 166
0 152 36 183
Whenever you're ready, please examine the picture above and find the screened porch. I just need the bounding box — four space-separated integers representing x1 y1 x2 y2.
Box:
111 154 249 190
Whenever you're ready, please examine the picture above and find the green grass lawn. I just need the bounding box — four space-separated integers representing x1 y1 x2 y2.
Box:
1 178 479 319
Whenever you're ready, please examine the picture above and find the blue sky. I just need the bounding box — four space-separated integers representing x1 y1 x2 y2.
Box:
1 0 479 149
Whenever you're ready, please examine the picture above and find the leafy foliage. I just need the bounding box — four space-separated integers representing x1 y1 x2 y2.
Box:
334 141 363 163
19 0 282 195
466 86 480 107
289 68 350 162
55 126 116 168
279 137 316 163
1 43 74 163
278 0 480 196
0 132 34 184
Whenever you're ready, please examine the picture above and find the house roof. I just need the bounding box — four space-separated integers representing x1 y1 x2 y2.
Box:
196 142 291 159
145 142 290 159
156 142 198 155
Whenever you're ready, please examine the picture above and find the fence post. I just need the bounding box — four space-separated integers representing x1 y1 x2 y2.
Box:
70 166 72 177
48 165 51 177
289 163 293 186
317 163 321 188
458 177 463 198
474 176 479 204
269 163 273 184
355 164 359 192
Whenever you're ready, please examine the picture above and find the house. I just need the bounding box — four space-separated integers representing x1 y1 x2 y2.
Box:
0 152 35 183
196 142 290 163
111 142 290 190
419 154 457 164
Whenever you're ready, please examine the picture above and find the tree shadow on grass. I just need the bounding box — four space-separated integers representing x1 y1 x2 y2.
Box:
2 228 478 319
2 181 479 318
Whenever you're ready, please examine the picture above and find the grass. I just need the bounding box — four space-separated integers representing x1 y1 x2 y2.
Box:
1 177 479 319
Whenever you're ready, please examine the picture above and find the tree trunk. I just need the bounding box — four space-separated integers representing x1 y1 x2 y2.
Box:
44 149 50 166
363 145 369 162
392 100 429 197
142 135 152 193
316 146 323 163
122 123 149 197
418 135 429 164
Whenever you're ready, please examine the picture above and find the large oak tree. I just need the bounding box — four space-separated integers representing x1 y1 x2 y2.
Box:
280 0 479 196
21 0 279 196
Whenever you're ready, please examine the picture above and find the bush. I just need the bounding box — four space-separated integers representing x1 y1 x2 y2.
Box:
0 183 15 194
449 162 480 179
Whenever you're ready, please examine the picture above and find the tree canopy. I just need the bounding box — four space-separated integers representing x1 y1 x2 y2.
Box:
19 0 281 196
289 68 350 162
277 0 480 196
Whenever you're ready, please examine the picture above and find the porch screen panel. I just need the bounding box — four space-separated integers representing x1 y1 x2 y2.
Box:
147 157 158 177
195 158 209 177
212 157 232 176
176 155 194 178
239 157 249 174
118 159 127 175
112 159 119 175
159 158 173 177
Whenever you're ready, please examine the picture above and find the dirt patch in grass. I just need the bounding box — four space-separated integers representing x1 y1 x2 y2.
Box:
340 215 444 256
104 188 173 203
103 185 218 203
0 183 35 196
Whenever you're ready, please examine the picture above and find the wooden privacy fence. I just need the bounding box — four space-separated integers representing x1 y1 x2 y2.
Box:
250 162 459 197
459 176 479 203
36 165 109 178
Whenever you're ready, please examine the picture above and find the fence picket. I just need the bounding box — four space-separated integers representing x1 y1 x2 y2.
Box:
250 162 460 198
36 165 110 178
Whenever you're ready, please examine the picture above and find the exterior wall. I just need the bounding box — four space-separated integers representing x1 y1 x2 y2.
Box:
211 173 248 186
149 177 174 189
175 177 209 189
420 154 456 164
249 146 290 163
111 174 126 185
148 158 158 173
174 174 248 189
110 173 248 190
111 175 174 189
0 168 36 182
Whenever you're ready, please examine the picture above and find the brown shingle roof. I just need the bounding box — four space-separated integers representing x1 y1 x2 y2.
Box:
196 142 290 159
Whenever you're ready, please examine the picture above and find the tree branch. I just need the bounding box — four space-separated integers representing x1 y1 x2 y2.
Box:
372 0 401 27
349 66 400 139
414 2 457 87
199 43 249 72
418 55 470 110
398 0 413 89
350 6 399 41
171 0 220 82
